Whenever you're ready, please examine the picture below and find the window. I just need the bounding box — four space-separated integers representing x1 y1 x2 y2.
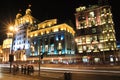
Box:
31 45 35 52
50 44 54 52
57 43 62 50
58 35 61 41
93 36 97 41
92 28 96 33
50 37 54 44
89 11 95 17
45 45 48 52
44 38 48 45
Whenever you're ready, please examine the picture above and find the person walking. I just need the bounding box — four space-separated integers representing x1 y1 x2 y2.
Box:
23 65 27 74
27 65 30 75
21 65 24 74
30 65 34 75
13 65 16 75
16 64 19 73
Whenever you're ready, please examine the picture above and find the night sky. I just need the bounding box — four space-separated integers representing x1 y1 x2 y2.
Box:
0 0 119 45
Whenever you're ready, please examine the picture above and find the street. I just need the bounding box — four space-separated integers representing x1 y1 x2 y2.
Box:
0 70 120 80
0 65 120 80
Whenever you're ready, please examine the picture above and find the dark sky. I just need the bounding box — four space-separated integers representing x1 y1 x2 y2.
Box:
0 0 119 45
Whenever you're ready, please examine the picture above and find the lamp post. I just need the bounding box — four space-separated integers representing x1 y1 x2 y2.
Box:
9 25 17 73
9 53 14 73
102 49 105 64
39 52 44 80
38 52 41 80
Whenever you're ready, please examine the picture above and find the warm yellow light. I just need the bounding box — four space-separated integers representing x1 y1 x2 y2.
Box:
0 50 3 53
15 27 18 31
9 26 18 32
23 54 27 61
48 23 51 26
61 28 64 30
53 28 58 32
29 23 75 38
75 38 78 42
41 32 43 35
46 31 49 34
9 26 14 31
34 33 38 36
42 25 45 28
14 56 16 61
30 35 33 37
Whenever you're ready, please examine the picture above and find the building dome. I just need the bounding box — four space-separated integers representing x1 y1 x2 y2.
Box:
16 13 22 19
25 9 32 15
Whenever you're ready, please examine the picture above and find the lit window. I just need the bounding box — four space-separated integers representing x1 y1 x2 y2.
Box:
89 11 94 17
92 28 97 33
45 45 48 52
57 43 62 50
56 36 58 41
61 35 64 40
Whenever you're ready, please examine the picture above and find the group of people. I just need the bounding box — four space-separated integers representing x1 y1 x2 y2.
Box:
12 64 34 75
12 64 19 75
21 64 34 75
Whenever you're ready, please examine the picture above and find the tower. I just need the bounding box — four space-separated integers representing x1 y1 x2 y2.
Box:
12 6 39 61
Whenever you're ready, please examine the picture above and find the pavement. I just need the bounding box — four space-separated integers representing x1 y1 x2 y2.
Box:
0 64 39 80
0 63 120 80
0 72 39 80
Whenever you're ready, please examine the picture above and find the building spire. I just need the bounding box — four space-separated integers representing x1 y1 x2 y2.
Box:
16 9 22 19
25 4 32 15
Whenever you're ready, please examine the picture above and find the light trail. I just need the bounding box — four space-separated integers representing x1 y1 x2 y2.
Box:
39 67 120 74
1 64 120 75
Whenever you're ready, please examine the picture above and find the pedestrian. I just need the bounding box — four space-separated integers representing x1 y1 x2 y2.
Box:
23 65 27 74
21 65 24 74
30 65 34 75
13 65 16 75
27 65 30 75
16 64 19 73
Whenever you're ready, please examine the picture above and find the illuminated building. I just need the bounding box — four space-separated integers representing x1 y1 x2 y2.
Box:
75 5 118 64
12 8 39 61
10 7 75 63
28 19 75 63
2 32 13 62
0 45 3 62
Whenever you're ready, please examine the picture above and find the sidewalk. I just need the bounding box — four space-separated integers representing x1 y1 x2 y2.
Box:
1 63 120 80
0 72 38 80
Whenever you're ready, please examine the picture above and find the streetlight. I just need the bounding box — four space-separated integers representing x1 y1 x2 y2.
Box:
38 52 41 80
8 25 17 73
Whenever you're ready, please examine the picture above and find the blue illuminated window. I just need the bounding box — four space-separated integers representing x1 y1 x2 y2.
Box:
61 35 64 40
56 36 59 41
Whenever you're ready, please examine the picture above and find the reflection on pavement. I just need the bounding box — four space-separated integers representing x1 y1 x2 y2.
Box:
0 73 38 80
